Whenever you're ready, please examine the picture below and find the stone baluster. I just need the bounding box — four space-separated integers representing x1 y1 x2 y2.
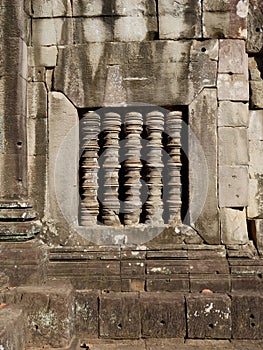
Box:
102 112 121 226
145 111 164 224
166 111 183 224
123 112 143 225
79 112 100 225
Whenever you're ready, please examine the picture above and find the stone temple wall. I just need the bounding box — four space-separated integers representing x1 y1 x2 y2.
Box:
0 0 263 249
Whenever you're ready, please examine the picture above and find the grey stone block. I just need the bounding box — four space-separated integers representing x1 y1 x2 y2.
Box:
219 166 248 207
186 294 231 339
28 46 58 67
159 0 202 39
247 0 263 53
218 101 248 127
218 127 248 166
31 0 72 17
220 208 249 244
189 88 220 244
217 73 249 101
218 39 248 75
73 17 113 43
32 18 73 46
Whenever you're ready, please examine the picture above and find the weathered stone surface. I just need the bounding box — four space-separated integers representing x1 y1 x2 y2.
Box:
218 101 248 127
32 18 73 46
218 127 248 166
219 40 248 75
27 118 47 156
47 92 79 241
114 16 157 41
248 110 263 219
0 37 27 79
140 292 186 338
219 166 248 207
27 82 47 119
247 0 263 53
72 0 113 16
0 306 27 350
75 290 99 336
0 75 27 116
14 281 74 348
99 292 140 339
29 66 46 82
189 88 220 244
220 208 249 244
217 73 249 101
255 220 263 255
232 293 263 339
54 41 217 108
115 0 156 15
28 46 58 67
0 240 48 286
159 0 202 39
186 294 231 339
31 0 72 17
250 81 263 109
203 0 248 39
190 274 230 293
73 18 113 43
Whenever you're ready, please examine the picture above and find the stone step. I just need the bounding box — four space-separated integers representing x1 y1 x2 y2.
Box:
1 280 75 349
26 339 263 350
75 290 263 340
0 305 27 349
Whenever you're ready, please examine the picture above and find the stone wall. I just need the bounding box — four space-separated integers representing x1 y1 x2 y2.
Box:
0 0 263 249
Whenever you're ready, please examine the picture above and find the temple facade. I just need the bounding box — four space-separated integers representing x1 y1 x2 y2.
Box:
0 0 263 348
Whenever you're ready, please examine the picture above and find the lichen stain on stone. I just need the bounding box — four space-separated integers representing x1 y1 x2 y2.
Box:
236 0 248 18
31 310 58 332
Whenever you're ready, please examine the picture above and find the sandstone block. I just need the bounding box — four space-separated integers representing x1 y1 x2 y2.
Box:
247 0 263 53
28 46 58 67
186 294 231 339
159 0 202 39
232 293 263 339
218 101 248 127
250 81 263 109
219 166 248 207
99 292 140 339
0 75 27 116
27 82 47 119
255 220 263 254
73 17 113 43
0 37 27 79
249 141 263 175
75 290 99 336
114 16 157 41
220 208 249 244
48 92 79 231
203 0 248 39
32 18 73 46
140 292 186 338
249 57 262 81
31 0 72 17
15 281 74 348
114 0 156 16
72 0 113 17
0 307 27 350
217 73 249 101
218 39 248 75
248 178 263 219
189 89 220 244
54 41 217 108
218 127 248 166
27 118 47 157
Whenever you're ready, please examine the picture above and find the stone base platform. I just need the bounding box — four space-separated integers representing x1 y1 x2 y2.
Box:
26 339 263 350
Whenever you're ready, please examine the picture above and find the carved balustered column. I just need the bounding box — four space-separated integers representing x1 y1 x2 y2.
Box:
123 112 143 225
102 112 121 226
145 111 164 224
79 112 100 225
166 111 183 224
